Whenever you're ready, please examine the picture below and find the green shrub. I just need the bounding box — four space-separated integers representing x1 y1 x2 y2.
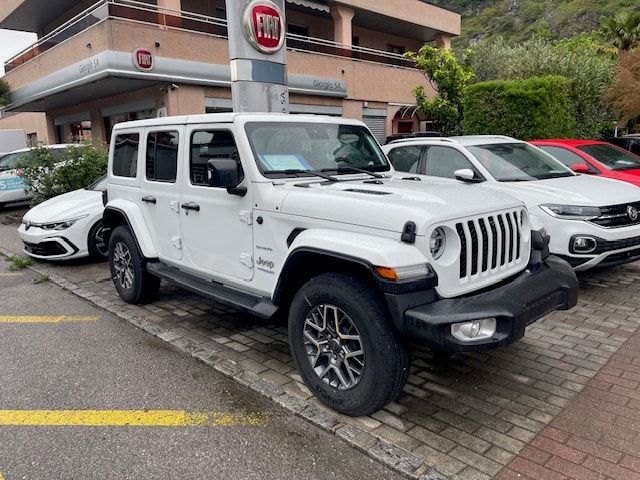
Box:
462 76 576 139
16 143 108 205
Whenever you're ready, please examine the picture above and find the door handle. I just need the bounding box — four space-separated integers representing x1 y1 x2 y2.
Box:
181 202 200 212
141 195 157 204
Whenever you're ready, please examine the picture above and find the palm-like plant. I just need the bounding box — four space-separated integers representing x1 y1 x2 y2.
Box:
599 11 640 56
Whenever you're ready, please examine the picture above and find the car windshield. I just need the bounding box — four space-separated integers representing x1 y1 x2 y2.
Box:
244 122 390 178
578 144 640 171
0 151 29 172
467 143 574 181
86 174 107 191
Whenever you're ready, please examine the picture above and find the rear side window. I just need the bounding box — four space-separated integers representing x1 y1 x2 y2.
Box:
112 133 139 178
146 130 179 182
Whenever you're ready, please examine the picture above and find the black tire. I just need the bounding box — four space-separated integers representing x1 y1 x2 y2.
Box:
288 272 411 417
108 225 160 304
87 219 108 261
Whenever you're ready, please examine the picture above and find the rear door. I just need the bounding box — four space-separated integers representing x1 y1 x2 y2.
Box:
138 127 183 261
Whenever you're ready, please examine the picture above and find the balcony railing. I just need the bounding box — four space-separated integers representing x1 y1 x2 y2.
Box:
3 0 414 73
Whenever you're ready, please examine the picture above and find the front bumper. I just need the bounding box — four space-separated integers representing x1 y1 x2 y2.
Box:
389 256 578 352
18 224 81 260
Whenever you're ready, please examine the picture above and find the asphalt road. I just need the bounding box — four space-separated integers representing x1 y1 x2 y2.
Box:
0 205 405 480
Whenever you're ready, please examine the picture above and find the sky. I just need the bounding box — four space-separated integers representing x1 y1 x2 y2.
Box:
0 29 38 76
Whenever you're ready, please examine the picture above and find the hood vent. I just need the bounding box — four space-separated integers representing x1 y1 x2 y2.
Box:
343 188 391 195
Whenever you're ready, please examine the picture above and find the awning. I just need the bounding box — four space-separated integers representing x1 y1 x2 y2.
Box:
286 0 330 13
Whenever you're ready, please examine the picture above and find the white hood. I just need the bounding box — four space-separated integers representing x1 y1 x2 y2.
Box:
23 187 102 222
481 174 640 208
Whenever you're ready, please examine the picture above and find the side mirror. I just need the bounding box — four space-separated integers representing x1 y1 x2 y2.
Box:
207 158 247 196
570 163 590 173
454 168 483 183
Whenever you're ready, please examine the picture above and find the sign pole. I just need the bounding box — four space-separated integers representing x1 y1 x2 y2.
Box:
225 0 289 113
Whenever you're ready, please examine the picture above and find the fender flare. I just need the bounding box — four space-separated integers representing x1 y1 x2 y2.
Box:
286 228 429 269
103 199 158 258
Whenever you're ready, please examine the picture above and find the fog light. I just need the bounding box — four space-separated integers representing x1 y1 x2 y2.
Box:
451 318 497 343
572 236 597 253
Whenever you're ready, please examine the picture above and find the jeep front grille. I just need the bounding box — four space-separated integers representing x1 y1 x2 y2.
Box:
456 210 523 279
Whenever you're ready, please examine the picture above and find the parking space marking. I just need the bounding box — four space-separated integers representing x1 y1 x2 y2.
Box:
0 410 270 427
0 273 22 276
0 316 100 323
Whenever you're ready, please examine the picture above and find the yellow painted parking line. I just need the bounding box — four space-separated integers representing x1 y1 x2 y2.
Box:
0 272 23 276
0 316 100 323
0 472 4 480
0 410 269 427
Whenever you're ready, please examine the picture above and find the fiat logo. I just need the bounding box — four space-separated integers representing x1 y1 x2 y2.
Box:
243 0 285 54
627 205 639 221
132 48 154 71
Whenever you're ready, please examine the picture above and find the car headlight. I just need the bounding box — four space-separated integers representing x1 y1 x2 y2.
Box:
429 227 446 259
540 204 601 220
37 215 88 231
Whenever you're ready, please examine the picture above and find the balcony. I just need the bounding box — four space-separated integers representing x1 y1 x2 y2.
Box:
1 0 433 113
4 0 416 74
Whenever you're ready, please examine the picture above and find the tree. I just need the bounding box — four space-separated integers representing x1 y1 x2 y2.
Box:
16 143 108 205
471 34 615 138
404 45 474 135
604 48 640 129
598 11 640 56
0 79 9 107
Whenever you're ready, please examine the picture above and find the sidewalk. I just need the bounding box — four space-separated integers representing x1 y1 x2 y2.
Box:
1 210 640 479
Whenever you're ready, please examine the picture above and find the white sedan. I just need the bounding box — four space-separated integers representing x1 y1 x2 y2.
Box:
18 175 107 261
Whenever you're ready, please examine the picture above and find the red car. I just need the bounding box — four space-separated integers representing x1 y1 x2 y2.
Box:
530 139 640 187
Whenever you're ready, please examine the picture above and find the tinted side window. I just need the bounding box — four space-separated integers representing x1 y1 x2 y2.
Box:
387 146 422 172
190 130 240 186
425 146 472 178
112 133 139 177
146 130 179 182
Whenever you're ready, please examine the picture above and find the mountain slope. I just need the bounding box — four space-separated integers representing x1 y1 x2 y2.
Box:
427 0 640 47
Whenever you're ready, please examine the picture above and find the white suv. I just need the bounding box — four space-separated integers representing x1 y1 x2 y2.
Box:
383 135 640 271
103 115 578 416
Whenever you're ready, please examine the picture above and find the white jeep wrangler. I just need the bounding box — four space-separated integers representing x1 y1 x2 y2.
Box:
103 113 578 416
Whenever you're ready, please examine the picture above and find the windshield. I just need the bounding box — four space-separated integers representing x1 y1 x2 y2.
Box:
0 151 28 172
467 143 574 181
578 144 640 171
244 122 390 177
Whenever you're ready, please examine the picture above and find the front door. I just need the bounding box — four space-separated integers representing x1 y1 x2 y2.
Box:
179 126 254 282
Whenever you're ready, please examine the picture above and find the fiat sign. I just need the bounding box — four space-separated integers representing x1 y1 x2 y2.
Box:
132 48 154 71
243 0 285 54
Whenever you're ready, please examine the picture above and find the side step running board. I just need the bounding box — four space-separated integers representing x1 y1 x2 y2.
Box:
147 262 278 319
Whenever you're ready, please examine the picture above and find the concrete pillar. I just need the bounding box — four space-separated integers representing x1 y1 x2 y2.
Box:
157 0 181 12
330 5 355 48
434 33 451 49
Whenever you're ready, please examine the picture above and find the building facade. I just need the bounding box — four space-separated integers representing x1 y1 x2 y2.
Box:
0 0 460 146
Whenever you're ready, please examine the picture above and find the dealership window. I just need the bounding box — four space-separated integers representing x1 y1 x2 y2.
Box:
58 120 92 143
146 131 179 182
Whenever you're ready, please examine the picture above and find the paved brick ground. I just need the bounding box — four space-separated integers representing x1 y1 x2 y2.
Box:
2 215 639 479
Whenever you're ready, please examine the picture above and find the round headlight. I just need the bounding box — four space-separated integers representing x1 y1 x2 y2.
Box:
430 227 446 260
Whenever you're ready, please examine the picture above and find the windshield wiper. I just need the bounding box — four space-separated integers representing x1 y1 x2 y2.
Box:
263 169 338 182
497 177 534 182
321 166 384 178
